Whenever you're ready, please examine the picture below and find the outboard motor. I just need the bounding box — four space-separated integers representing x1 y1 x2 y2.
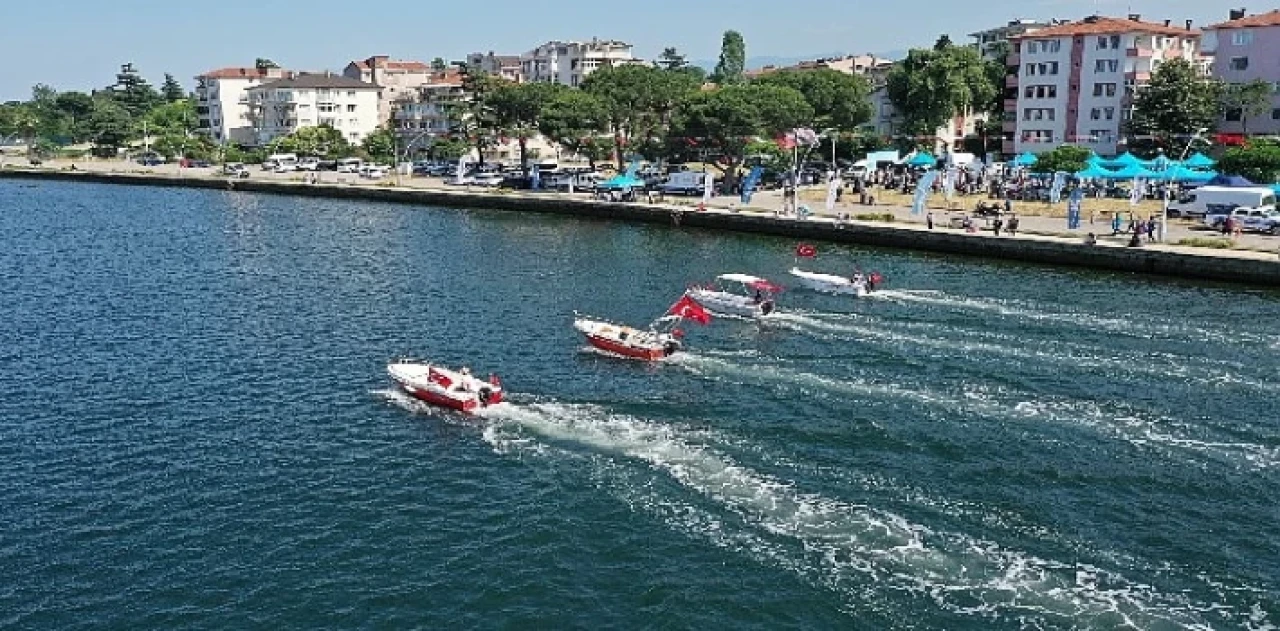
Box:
663 340 681 356
760 300 774 316
478 387 493 405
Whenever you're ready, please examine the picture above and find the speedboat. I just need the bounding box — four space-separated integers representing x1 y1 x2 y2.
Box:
789 268 882 296
686 274 780 318
573 295 711 361
387 359 504 413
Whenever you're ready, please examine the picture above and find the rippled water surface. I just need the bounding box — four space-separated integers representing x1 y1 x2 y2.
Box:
1 180 1278 629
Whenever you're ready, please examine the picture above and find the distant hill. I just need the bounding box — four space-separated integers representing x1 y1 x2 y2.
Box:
693 50 906 72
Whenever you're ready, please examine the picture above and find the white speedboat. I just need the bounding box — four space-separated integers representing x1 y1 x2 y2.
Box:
387 359 504 414
789 267 868 296
686 273 780 318
572 295 711 361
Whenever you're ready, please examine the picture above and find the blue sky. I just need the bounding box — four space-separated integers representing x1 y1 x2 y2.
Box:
1 0 1225 101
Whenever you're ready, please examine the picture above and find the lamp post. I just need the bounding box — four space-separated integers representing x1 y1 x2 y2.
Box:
1159 127 1207 242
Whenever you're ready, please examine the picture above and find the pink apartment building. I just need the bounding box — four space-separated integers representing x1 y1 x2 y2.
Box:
1205 8 1280 137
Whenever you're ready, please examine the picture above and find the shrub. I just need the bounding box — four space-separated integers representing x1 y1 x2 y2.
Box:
854 212 895 222
1176 237 1235 249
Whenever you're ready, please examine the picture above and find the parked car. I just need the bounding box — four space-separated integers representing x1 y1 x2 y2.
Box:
136 153 165 166
1168 186 1275 219
359 164 388 179
336 158 363 173
470 172 504 187
1203 205 1280 234
222 163 250 178
297 157 321 171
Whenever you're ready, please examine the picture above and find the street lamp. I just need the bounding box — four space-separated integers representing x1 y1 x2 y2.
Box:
1159 127 1208 242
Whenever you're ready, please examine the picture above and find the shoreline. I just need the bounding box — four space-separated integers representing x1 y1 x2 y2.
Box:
4 167 1280 288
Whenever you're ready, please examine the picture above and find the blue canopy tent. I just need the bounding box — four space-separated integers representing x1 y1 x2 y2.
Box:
906 152 937 167
1012 152 1038 167
596 174 646 190
1100 163 1159 180
1183 152 1216 169
1161 166 1216 183
1100 151 1144 168
1206 174 1255 187
1075 163 1112 179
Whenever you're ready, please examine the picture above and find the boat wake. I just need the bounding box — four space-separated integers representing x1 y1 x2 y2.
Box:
671 354 1280 471
472 399 1256 628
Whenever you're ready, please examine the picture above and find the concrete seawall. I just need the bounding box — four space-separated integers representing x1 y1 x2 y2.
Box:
5 168 1280 288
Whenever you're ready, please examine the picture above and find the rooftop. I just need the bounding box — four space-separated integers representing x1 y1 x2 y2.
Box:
1011 15 1199 39
1207 9 1280 29
349 56 431 72
198 67 293 80
253 73 380 90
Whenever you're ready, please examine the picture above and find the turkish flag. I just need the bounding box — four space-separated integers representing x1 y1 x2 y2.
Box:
795 243 816 258
667 295 712 325
427 368 452 388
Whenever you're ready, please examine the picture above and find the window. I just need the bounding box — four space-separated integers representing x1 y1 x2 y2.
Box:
1093 83 1118 97
1097 36 1110 50
1272 108 1280 120
1110 35 1120 49
1225 108 1243 122
1050 62 1059 74
347 91 357 97
1094 59 1119 73
1090 108 1101 120
347 104 357 112
1104 107 1114 120
1234 30 1254 46
1024 86 1034 98
1090 130 1112 142
1230 57 1249 71
1026 63 1035 76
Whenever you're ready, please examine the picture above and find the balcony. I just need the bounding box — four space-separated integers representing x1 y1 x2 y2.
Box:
1006 53 1020 66
1002 140 1016 154
1003 120 1017 133
1124 71 1150 82
1005 75 1019 88
1004 98 1018 113
1126 47 1153 57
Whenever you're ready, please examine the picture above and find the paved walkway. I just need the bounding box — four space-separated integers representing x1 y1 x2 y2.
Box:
8 157 1280 261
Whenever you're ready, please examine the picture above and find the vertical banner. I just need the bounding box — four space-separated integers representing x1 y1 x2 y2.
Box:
943 165 957 200
1049 171 1066 204
740 166 763 204
454 156 467 183
702 171 715 204
911 170 939 215
1067 187 1084 230
530 165 541 190
825 177 840 211
1129 178 1145 206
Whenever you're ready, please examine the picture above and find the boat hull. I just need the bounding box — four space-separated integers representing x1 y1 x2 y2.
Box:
686 288 774 318
574 319 680 361
789 268 867 296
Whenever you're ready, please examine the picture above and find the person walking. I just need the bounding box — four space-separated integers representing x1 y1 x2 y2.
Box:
1006 214 1019 236
926 212 934 230
992 215 1004 236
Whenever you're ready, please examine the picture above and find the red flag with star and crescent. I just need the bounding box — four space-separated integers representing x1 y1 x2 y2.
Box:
667 295 712 325
796 243 817 258
427 368 453 388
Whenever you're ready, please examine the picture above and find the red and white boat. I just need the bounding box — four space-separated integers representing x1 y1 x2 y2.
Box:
573 295 712 361
686 274 781 318
387 359 504 413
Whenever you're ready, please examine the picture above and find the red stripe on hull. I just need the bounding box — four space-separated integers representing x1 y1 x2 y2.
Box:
584 334 667 361
401 384 479 413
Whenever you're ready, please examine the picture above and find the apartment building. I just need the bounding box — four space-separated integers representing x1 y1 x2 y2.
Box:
1204 8 1280 136
970 19 1065 60
194 66 296 145
520 39 638 86
1006 14 1201 156
465 51 523 82
245 73 381 146
867 84 985 155
393 70 466 153
342 56 434 125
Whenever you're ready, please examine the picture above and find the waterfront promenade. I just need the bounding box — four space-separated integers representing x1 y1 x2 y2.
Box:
4 157 1280 286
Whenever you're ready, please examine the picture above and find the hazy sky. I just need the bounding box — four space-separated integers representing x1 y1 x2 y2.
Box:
0 0 1228 101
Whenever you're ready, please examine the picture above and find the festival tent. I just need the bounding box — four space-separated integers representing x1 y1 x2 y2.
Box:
1183 152 1216 169
1075 163 1113 179
596 174 646 190
1099 163 1159 179
1100 151 1144 168
1012 152 1038 167
1205 174 1255 187
1161 166 1216 182
906 152 937 167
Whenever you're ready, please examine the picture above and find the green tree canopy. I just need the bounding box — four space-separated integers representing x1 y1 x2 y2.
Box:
255 58 280 70
161 74 185 102
1220 79 1272 136
885 45 996 141
145 99 198 136
361 127 397 163
538 90 609 168
488 80 565 171
268 124 352 159
582 64 701 166
710 30 746 85
106 63 162 118
1216 139 1280 184
751 68 872 131
431 57 448 72
670 83 812 188
1128 58 1221 145
86 96 133 157
1029 145 1091 174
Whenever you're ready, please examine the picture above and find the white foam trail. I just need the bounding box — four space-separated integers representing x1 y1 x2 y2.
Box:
869 289 1271 347
672 354 1280 471
478 400 1232 628
770 311 1278 394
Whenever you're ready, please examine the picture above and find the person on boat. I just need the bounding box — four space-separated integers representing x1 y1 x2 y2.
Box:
850 270 865 286
752 289 764 304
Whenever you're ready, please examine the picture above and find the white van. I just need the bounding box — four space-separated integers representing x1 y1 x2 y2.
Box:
336 158 363 173
264 153 298 171
1168 186 1276 219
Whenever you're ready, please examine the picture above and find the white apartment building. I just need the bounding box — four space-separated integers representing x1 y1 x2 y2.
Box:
1007 14 1201 156
868 85 985 155
465 51 523 82
970 19 1065 60
393 70 466 152
520 39 638 86
245 74 381 146
194 66 296 145
342 56 434 125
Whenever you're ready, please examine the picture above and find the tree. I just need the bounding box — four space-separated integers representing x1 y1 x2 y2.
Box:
106 63 162 118
710 30 746 85
1129 58 1221 146
145 99 197 136
488 80 564 172
582 64 700 166
934 35 954 51
153 132 215 160
255 58 280 70
428 137 470 160
656 47 688 70
86 97 133 157
53 91 95 142
670 83 812 190
1216 139 1280 184
268 124 352 159
1029 144 1091 174
431 57 448 72
751 68 872 131
446 65 503 166
1220 79 1271 136
161 74 185 102
361 126 397 163
538 90 608 168
885 45 996 144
